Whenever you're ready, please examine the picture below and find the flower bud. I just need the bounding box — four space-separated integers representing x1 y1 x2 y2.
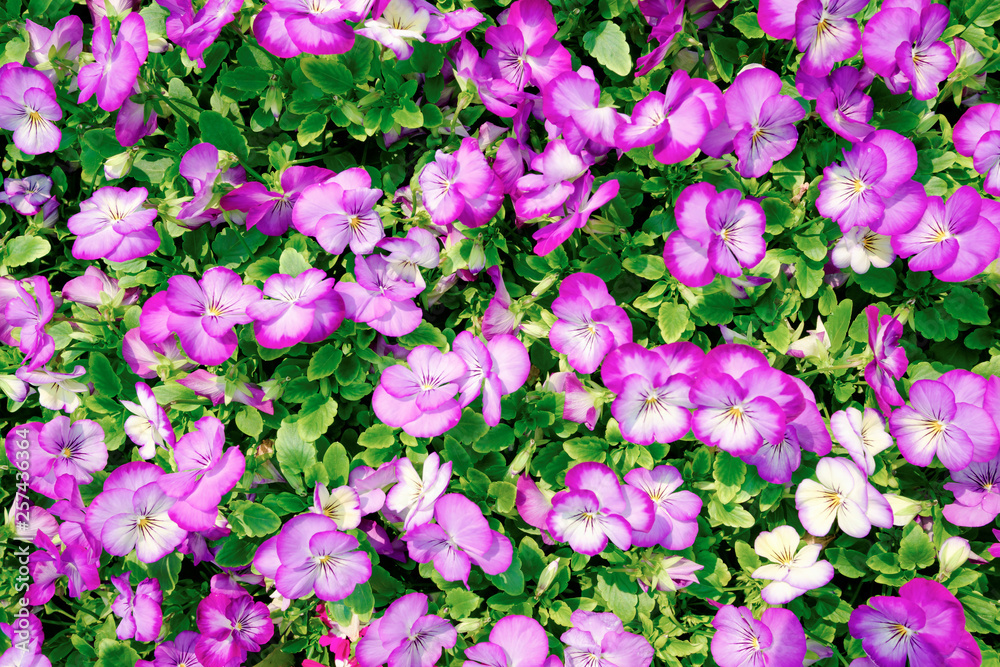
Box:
507 447 531 477
104 151 135 180
938 536 971 576
454 618 487 633
531 273 560 298
535 559 560 598
884 494 923 526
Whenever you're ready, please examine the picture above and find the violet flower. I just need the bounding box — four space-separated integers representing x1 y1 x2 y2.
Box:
862 0 957 100
482 0 571 92
221 165 335 236
253 0 365 58
312 482 362 530
561 609 653 667
115 93 158 147
404 493 513 584
14 366 87 413
355 592 457 667
624 465 701 550
139 266 262 366
863 305 908 415
543 69 626 152
158 416 246 531
177 369 274 414
373 345 467 438
385 453 452 531
533 174 619 257
543 371 603 430
62 266 141 310
122 329 195 379
663 182 767 287
195 591 274 667
122 382 176 460
111 574 163 643
157 0 244 67
253 514 371 601
419 137 502 228
77 14 148 112
356 0 429 60
452 331 531 426
2 175 53 215
27 526 101 604
616 69 723 164
176 143 246 228
759 0 867 76
67 186 160 262
892 185 1000 283
513 139 590 222
2 275 55 372
711 605 806 667
334 254 423 337
816 130 926 234
830 227 895 274
378 227 440 288
943 453 1000 527
0 612 50 667
247 269 345 349
549 272 632 375
953 102 1000 196
849 578 979 667
294 172 385 255
465 615 560 667
25 16 83 83
37 416 108 486
153 631 201 667
795 65 874 142
795 457 873 538
701 66 806 178
751 525 834 604
831 407 894 476
0 63 62 155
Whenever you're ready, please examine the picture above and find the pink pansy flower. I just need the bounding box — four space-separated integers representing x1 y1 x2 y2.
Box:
2 174 53 215
355 592 457 667
77 14 148 112
221 165 334 236
122 382 176 460
115 92 158 148
863 305 908 415
153 631 201 667
253 0 366 58
533 174 620 256
177 369 275 414
513 139 590 222
121 328 196 380
373 345 468 438
711 605 806 667
385 452 453 531
543 371 604 430
549 273 633 375
90 471 189 563
25 16 84 83
419 137 502 228
111 574 163 643
68 186 160 262
157 0 244 67
831 407 894 476
482 0 571 92
465 615 559 667
139 266 262 366
27 525 101 604
452 331 531 426
561 609 653 667
36 416 108 486
759 0 867 76
795 65 874 142
893 185 1000 283
158 416 246 532
247 269 346 349
62 266 142 310
253 514 372 601
334 254 423 337
625 465 701 550
15 365 88 413
404 493 513 584
943 453 1000 527
953 103 1000 197
751 525 834 604
0 63 63 155
2 275 56 372
543 69 627 153
0 612 51 667
195 591 275 667
175 143 247 228
294 173 385 255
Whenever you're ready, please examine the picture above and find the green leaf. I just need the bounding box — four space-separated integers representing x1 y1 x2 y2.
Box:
582 22 632 76
563 437 608 462
898 522 936 570
732 12 765 38
474 424 515 453
301 57 355 94
734 541 761 571
795 257 825 299
275 419 318 481
445 588 481 618
219 66 269 92
96 640 140 667
397 321 448 350
297 112 328 146
89 352 122 398
691 291 736 325
3 236 50 267
393 99 424 129
298 395 338 441
358 423 397 450
596 570 639 622
199 111 249 161
707 496 755 528
489 480 518 514
308 344 343 381
236 407 263 439
713 451 746 487
942 286 990 325
825 298 853 354
854 267 897 297
214 533 259 567
826 548 867 578
623 255 665 280
323 441 351 486
235 501 282 537
451 408 490 444
914 305 959 342
657 302 690 343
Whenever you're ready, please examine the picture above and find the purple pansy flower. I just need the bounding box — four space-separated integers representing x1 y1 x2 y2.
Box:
68 186 160 262
221 165 335 236
62 266 142 310
543 69 626 153
892 185 1000 283
0 612 51 667
711 605 806 667
701 66 806 178
816 130 926 234
795 457 873 538
122 329 195 380
153 631 201 667
831 407 894 476
37 416 108 486
549 273 633 375
796 65 875 142
419 137 502 228
253 0 365 58
373 345 468 438
943 453 1000 527
663 182 767 287
177 370 274 414
195 591 274 667
384 452 452 531
862 0 957 100
253 514 371 601
625 465 701 550
465 615 557 667
482 0 571 92
452 331 531 426
863 305 908 415
247 269 345 349
404 493 513 584
355 592 457 667
533 174 619 257
27 525 101 604
294 171 385 255
111 574 163 643
2 175 53 215
0 63 62 155
3 276 55 372
122 382 176 460
334 254 423 337
14 366 87 413
561 609 653 667
889 378 998 471
543 371 603 430
953 103 1000 196
139 266 262 366
25 16 83 83
759 0 867 76
157 0 244 67
77 14 148 112
849 578 979 667
158 416 246 531
378 227 440 288
751 525 834 604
